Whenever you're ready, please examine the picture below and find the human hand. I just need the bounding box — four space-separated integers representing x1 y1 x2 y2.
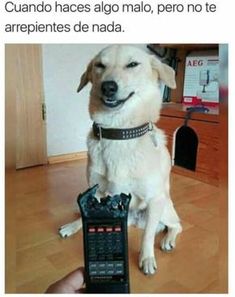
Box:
46 267 85 293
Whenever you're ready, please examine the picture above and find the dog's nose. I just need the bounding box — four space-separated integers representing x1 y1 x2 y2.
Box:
101 81 118 97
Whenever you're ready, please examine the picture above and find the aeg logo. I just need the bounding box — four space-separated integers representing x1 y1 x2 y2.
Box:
187 60 204 66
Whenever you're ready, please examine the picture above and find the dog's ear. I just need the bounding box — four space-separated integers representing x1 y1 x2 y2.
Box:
77 60 93 93
150 56 176 89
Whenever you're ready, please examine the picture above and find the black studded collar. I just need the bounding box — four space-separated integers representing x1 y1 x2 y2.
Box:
92 122 153 140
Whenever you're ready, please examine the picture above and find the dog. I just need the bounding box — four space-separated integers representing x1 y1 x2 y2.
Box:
59 45 182 275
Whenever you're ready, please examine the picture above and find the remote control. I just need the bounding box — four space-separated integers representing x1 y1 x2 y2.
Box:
77 185 131 293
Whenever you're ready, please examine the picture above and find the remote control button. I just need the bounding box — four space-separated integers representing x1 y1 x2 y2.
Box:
89 254 97 261
88 227 96 233
115 262 124 268
88 246 96 252
98 262 106 269
111 201 119 209
88 243 96 249
107 262 114 268
114 233 122 239
88 233 96 238
88 253 97 259
114 226 121 232
107 269 114 275
97 234 105 241
115 269 124 275
115 239 121 244
97 238 105 244
89 262 97 269
107 239 113 245
106 233 113 239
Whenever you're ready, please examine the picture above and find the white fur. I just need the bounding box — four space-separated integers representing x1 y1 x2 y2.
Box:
59 45 182 275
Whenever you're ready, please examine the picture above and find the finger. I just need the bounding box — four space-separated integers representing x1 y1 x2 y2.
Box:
76 288 86 293
61 267 85 291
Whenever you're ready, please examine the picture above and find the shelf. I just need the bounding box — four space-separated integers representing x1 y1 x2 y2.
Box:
160 103 219 123
158 44 218 50
148 44 219 104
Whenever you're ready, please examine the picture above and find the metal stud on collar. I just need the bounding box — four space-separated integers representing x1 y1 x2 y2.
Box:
148 122 154 131
97 124 102 140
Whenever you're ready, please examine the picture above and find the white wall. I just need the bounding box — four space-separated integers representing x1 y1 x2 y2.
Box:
42 44 106 156
42 44 147 156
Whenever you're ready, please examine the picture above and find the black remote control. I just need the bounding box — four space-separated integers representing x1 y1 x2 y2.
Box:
77 185 131 293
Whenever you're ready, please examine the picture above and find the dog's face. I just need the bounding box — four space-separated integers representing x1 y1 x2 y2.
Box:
77 45 176 116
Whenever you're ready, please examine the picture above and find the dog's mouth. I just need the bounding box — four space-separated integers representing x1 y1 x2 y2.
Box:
100 92 135 108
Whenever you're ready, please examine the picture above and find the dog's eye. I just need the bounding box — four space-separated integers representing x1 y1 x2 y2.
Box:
126 61 140 68
95 62 106 69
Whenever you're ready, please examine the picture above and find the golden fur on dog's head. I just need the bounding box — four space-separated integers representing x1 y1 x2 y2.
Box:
77 45 176 126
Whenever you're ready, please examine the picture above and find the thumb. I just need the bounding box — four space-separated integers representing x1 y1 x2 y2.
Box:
46 267 85 293
62 267 85 290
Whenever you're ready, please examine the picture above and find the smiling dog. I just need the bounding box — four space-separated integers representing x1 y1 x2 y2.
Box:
59 45 182 275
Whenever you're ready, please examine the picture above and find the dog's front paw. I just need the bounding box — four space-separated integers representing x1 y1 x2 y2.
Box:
160 235 176 252
139 255 157 275
58 220 82 238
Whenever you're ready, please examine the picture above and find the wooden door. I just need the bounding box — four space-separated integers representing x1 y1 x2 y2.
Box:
5 44 47 169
